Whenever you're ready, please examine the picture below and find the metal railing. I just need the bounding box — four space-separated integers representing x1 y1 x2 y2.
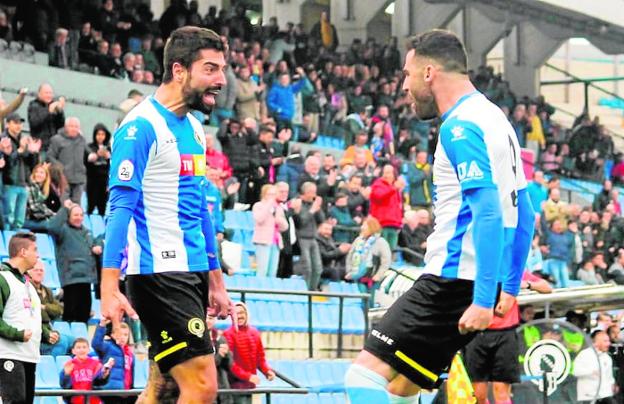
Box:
228 287 370 358
35 369 308 404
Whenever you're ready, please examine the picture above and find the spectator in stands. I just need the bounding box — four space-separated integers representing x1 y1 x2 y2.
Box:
266 68 308 129
297 155 337 202
1 113 41 230
60 338 112 404
341 132 374 167
236 65 264 121
86 124 111 215
568 221 584 273
92 319 135 400
525 102 546 157
0 10 13 42
540 143 559 173
47 117 88 204
593 180 613 213
526 234 544 274
329 192 358 243
370 164 404 250
209 64 238 126
543 187 569 226
351 149 376 186
27 83 65 150
292 182 325 290
0 232 50 403
543 219 573 288
317 220 350 281
93 39 113 76
224 302 275 404
345 216 392 307
140 35 161 78
398 210 429 265
275 182 295 278
78 22 97 67
344 106 369 146
252 184 289 277
277 145 304 199
29 260 70 357
344 174 369 223
217 118 258 204
608 249 624 285
251 126 282 201
403 150 432 210
574 330 617 404
49 28 75 70
370 105 395 156
47 200 102 323
25 163 56 230
577 258 605 286
310 11 338 52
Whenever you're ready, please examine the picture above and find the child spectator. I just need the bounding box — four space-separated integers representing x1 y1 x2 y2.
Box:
91 320 134 400
224 302 275 404
60 338 112 404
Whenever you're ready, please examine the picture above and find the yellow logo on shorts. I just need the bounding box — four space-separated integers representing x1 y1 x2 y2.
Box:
160 331 173 344
188 318 206 338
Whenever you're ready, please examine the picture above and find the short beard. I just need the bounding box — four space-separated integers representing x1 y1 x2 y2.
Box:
413 93 438 121
181 78 218 115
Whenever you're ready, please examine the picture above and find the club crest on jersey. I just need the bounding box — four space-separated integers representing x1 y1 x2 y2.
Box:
124 125 138 140
457 161 484 182
450 125 466 141
180 154 206 177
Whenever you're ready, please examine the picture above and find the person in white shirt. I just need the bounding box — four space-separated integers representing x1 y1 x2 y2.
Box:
574 330 617 403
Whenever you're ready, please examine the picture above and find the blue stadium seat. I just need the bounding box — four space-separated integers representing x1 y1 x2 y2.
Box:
70 322 89 340
52 321 71 336
80 192 88 211
36 355 61 389
133 357 149 388
35 233 56 260
42 259 60 290
55 355 71 371
0 230 8 259
223 210 239 229
89 215 106 238
34 398 62 404
90 297 101 325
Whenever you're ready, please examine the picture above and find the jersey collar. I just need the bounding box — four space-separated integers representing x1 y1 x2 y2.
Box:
441 91 480 122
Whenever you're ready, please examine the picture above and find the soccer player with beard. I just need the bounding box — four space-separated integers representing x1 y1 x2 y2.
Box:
344 30 535 403
101 27 233 404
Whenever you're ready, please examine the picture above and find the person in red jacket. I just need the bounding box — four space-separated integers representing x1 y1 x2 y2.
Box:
60 338 112 404
205 133 233 188
224 302 275 404
369 164 405 250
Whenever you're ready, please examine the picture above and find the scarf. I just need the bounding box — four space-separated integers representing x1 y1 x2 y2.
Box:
348 234 379 281
320 17 333 49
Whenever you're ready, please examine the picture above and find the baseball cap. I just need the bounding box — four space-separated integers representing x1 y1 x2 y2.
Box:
6 113 24 122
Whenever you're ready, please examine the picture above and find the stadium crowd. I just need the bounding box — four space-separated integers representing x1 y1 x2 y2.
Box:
1 1 624 401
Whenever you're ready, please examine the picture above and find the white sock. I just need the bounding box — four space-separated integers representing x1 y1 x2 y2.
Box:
389 392 421 403
345 364 391 404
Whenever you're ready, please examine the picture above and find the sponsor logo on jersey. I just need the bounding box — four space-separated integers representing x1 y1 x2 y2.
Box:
180 154 206 177
161 250 177 259
160 331 173 344
457 161 484 182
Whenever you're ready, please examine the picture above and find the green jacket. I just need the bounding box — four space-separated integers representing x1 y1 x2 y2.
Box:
47 207 102 287
403 162 433 208
0 262 50 343
33 283 62 334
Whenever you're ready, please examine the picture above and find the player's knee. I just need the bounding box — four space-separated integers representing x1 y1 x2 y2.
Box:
492 382 511 402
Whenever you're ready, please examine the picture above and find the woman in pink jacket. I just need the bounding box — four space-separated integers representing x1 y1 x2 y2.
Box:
252 184 289 277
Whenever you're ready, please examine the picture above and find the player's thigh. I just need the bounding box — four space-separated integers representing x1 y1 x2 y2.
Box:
169 354 217 392
352 349 398 382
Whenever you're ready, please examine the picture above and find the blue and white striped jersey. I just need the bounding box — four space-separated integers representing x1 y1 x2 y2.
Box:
423 91 527 281
108 96 218 275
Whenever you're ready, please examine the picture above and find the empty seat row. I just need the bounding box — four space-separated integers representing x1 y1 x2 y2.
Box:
225 275 308 302
215 301 365 335
51 321 89 340
262 359 351 393
224 210 254 231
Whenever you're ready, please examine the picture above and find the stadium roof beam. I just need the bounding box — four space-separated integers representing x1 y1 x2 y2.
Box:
462 3 510 70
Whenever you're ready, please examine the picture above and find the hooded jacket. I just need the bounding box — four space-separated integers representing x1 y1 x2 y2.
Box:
47 129 87 184
91 325 134 390
86 124 111 181
370 178 403 228
223 303 271 389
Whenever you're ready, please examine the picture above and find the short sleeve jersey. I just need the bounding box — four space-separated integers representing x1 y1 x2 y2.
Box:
424 91 527 281
109 97 212 275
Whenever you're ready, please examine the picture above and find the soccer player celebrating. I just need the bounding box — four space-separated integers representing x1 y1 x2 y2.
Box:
344 29 535 403
101 27 232 404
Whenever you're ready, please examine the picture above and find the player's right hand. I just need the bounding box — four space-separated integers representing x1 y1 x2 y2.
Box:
101 289 138 331
458 304 493 335
23 329 33 342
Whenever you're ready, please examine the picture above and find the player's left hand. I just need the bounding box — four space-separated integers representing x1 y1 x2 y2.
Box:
208 285 236 331
494 291 516 318
458 304 493 334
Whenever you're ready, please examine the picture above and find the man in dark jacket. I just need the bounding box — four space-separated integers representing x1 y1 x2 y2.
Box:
398 210 431 265
297 155 337 201
27 83 65 150
293 182 325 290
276 182 295 279
217 119 258 204
1 113 41 230
317 221 350 281
47 117 87 204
